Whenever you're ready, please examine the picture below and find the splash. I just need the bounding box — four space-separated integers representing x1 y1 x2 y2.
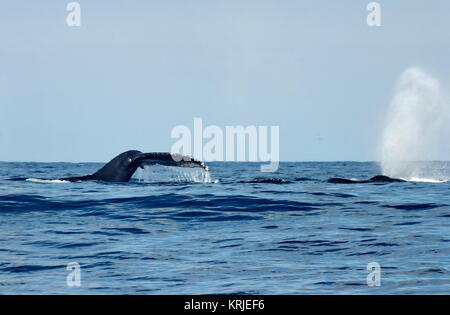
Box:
408 177 448 183
133 164 213 184
26 178 70 184
380 67 450 181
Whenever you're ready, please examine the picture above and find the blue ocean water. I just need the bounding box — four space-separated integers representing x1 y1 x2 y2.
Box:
0 161 449 294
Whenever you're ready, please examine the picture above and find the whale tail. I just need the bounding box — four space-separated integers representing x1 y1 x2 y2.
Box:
131 152 209 172
62 151 210 183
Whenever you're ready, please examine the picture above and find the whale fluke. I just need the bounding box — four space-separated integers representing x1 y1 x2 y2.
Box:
61 150 209 183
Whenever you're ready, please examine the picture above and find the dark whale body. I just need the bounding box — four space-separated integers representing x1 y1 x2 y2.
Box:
328 175 406 184
62 150 209 183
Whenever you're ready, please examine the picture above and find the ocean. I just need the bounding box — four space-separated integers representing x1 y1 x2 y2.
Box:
0 161 449 294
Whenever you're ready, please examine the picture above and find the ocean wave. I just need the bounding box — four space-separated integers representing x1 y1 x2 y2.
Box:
237 178 291 184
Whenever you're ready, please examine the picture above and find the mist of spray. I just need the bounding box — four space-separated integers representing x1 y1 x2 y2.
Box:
133 164 213 183
380 67 449 182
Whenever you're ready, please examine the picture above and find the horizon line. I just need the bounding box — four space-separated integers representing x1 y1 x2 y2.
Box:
1 160 449 164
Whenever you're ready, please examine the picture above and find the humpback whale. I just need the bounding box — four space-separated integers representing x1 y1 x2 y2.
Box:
328 175 406 184
61 150 209 183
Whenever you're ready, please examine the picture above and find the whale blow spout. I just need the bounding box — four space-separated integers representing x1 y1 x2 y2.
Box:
380 67 449 181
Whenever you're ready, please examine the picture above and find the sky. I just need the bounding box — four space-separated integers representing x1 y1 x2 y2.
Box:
1 0 450 162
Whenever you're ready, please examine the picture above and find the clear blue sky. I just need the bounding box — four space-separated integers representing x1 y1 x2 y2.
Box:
1 0 449 162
